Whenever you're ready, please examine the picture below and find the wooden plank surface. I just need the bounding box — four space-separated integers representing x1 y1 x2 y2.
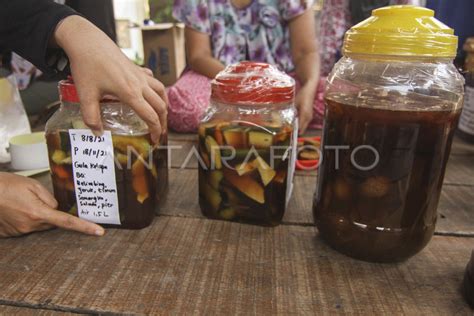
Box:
451 135 474 156
160 169 474 234
0 305 74 315
444 155 474 186
31 165 474 235
0 218 472 315
0 131 472 314
437 185 474 235
168 139 199 169
168 132 197 143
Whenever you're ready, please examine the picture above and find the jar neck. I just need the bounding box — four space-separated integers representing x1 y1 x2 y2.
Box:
211 100 294 110
60 100 126 111
60 101 81 112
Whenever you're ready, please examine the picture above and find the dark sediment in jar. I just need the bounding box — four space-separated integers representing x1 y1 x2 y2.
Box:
46 131 166 229
313 93 461 262
198 119 293 226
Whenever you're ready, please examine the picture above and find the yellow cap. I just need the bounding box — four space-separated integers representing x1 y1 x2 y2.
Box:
343 5 458 57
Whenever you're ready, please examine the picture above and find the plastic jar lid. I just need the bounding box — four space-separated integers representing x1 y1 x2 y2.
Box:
343 5 458 57
58 77 79 103
211 61 295 105
58 77 119 103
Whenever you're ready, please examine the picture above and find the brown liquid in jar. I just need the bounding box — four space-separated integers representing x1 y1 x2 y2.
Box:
313 93 461 262
198 120 293 226
46 132 166 229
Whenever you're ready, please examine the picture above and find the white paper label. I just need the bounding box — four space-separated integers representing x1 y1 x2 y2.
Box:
459 86 474 134
286 118 298 206
69 129 121 225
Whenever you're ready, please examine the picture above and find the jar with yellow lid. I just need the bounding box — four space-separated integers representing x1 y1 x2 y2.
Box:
312 6 464 262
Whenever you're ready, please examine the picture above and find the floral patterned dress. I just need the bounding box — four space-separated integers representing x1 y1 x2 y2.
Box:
173 0 314 73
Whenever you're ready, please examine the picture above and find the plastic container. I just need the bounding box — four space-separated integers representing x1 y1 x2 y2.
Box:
45 79 168 229
313 6 465 262
198 61 297 226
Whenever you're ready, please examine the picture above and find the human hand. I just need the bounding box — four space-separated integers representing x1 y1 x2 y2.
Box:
54 16 168 144
0 173 105 238
295 84 316 134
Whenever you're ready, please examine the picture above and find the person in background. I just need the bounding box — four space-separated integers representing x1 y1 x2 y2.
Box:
425 0 474 67
167 0 321 134
319 0 413 78
0 0 168 237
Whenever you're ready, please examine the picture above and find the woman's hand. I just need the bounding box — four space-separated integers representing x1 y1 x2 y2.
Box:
54 16 168 144
0 173 105 238
295 83 316 133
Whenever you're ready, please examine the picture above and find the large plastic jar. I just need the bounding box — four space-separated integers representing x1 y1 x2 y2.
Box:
313 6 465 262
45 79 168 229
198 62 297 226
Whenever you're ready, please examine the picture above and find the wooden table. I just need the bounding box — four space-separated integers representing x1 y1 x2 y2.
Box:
0 133 473 315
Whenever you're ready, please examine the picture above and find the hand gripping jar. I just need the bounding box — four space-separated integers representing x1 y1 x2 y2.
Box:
313 6 465 262
198 61 297 226
45 79 168 229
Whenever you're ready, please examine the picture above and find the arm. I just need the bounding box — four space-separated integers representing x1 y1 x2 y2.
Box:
288 9 320 133
0 0 75 72
185 27 225 79
1 1 167 143
53 15 167 143
0 1 105 238
0 1 167 238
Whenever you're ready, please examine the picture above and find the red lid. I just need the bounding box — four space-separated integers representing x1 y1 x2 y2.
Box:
211 61 295 105
58 77 119 104
58 77 79 103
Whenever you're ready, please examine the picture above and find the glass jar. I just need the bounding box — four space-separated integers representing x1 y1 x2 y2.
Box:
45 79 168 229
198 62 297 226
313 6 465 262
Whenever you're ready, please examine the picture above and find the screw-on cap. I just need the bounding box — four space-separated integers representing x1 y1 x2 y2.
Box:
58 77 79 103
58 77 120 104
343 5 458 57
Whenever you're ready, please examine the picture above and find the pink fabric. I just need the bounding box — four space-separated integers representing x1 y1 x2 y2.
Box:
167 71 212 133
167 70 326 133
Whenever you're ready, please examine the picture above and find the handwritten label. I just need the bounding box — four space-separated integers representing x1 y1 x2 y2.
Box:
69 129 121 225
